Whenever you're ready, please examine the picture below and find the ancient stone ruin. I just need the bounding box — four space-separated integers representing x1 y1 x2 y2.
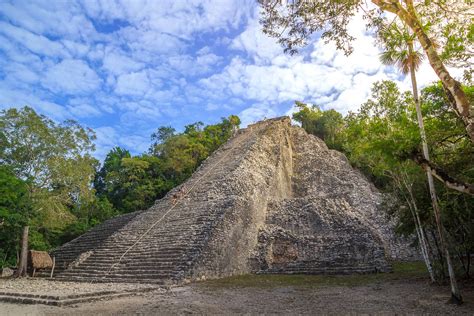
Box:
49 117 416 283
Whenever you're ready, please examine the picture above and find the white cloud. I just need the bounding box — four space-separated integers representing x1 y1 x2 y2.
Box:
168 55 196 74
120 134 149 154
199 9 451 117
230 13 282 63
119 28 185 56
87 44 105 61
101 0 253 39
238 103 276 127
102 50 144 76
66 98 102 118
1 0 464 161
168 53 222 76
61 40 90 58
93 126 119 159
3 62 40 84
196 53 222 71
206 103 219 111
199 56 354 107
42 59 102 94
0 21 67 58
118 100 162 124
329 71 388 113
0 1 99 42
0 84 70 120
115 71 152 96
0 34 44 66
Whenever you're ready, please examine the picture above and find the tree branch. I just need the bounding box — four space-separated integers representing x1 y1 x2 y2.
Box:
412 151 474 196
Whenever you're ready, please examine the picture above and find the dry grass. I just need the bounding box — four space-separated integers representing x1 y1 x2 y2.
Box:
29 251 53 269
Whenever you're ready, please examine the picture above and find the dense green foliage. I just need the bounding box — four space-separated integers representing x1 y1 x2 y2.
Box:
0 107 239 268
292 101 344 150
0 166 32 267
95 115 240 214
293 81 474 279
0 107 98 262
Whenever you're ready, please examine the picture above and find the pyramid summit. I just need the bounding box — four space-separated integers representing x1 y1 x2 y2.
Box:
49 117 416 283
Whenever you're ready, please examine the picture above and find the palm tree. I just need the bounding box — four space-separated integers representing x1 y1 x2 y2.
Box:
379 23 462 304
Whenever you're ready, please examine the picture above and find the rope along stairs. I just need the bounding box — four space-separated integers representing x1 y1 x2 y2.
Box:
50 122 263 283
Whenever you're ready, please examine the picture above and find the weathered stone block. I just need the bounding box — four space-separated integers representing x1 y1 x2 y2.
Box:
1 267 14 278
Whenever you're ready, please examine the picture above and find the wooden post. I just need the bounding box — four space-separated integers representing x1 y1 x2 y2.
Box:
14 226 29 277
50 256 56 278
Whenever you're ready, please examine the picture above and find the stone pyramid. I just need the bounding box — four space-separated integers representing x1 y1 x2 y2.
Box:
50 117 416 283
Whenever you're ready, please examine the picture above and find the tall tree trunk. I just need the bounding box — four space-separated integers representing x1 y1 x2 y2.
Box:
14 226 29 278
429 229 445 278
408 41 463 304
467 250 471 279
400 172 435 282
371 0 474 143
407 191 435 281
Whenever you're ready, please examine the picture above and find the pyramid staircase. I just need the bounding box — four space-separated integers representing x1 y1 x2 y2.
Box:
42 117 415 284
48 121 268 283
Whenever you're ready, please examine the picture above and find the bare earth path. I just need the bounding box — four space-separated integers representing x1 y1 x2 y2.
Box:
1 275 474 315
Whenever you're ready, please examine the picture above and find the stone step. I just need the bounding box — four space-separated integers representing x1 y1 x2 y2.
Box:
0 292 135 306
61 268 182 276
84 252 191 260
56 271 175 279
59 269 175 277
53 276 170 284
82 250 189 258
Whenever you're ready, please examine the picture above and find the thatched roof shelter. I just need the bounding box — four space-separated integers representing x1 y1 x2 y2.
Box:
29 250 53 269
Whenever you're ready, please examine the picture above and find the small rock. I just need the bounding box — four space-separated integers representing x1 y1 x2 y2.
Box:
1 267 14 277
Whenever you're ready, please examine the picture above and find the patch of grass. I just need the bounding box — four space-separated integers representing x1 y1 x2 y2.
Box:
392 261 427 275
200 261 428 289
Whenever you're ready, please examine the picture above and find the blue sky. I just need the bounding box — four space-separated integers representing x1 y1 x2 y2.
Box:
0 0 446 159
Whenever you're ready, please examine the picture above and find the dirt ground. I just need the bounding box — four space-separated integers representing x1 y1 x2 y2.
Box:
1 276 474 315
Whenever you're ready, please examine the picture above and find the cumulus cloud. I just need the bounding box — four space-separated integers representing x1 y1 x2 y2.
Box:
168 52 223 76
201 10 447 117
230 15 282 63
90 0 253 39
66 98 102 118
119 28 185 56
238 103 278 127
0 1 98 41
102 50 144 76
199 56 353 108
93 126 120 159
115 71 152 96
120 134 149 154
0 83 70 120
0 21 67 58
0 0 460 159
3 62 40 84
61 40 90 58
42 59 102 94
